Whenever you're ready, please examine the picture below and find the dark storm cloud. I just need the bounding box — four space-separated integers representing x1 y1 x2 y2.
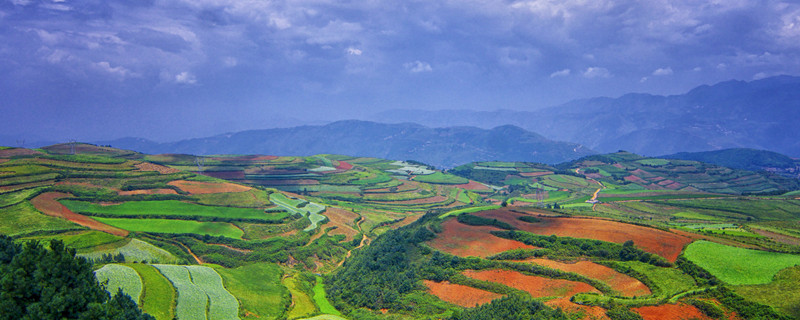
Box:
1 0 799 141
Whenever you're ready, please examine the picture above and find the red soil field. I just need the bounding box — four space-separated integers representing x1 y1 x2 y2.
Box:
475 209 692 262
31 192 128 237
633 303 712 320
624 175 649 184
200 171 246 180
0 148 44 157
463 269 600 298
546 298 609 320
134 162 180 174
422 280 503 308
520 171 554 177
335 161 353 170
525 259 650 297
427 219 537 257
391 214 425 229
168 180 251 194
118 189 178 196
453 180 492 191
320 207 360 242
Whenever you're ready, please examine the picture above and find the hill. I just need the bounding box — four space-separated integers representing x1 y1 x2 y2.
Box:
662 148 800 179
369 75 800 157
98 121 595 169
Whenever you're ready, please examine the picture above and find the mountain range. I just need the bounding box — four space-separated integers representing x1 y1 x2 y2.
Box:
99 121 593 168
369 75 800 157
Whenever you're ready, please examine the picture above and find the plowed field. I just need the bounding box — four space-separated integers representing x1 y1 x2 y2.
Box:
463 269 600 298
546 298 609 320
422 280 502 308
453 180 491 191
319 207 359 242
31 192 128 236
168 180 251 194
475 209 691 262
428 219 536 257
134 162 180 174
525 259 650 297
633 303 712 320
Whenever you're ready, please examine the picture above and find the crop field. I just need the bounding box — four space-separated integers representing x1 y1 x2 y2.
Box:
313 276 341 316
427 219 536 257
733 266 800 318
95 264 144 303
213 263 288 319
153 265 210 320
79 239 179 263
187 265 240 320
126 263 175 320
61 200 288 222
422 280 503 308
22 230 122 251
30 193 125 236
525 259 651 297
168 180 252 194
463 269 600 298
0 201 83 236
318 207 359 241
633 303 712 320
474 209 692 261
94 217 244 238
412 172 469 185
284 275 316 319
617 261 696 296
684 240 800 285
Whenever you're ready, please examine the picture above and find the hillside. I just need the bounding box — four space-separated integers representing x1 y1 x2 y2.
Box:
369 75 800 157
98 121 595 169
662 148 800 179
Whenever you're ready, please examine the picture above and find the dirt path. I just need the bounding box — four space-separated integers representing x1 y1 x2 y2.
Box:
210 243 253 254
31 192 129 237
174 240 204 264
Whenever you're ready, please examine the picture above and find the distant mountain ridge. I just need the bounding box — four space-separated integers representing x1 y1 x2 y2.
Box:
99 120 594 168
369 75 800 157
662 148 800 179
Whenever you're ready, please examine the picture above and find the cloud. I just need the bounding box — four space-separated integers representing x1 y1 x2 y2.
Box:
652 67 673 76
174 72 197 84
347 47 362 56
95 61 134 78
404 61 432 73
550 69 571 77
583 67 611 78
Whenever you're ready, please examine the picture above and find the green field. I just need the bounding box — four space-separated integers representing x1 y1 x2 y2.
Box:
313 276 341 316
61 199 287 222
22 230 123 250
94 217 244 239
153 265 209 320
0 187 45 207
619 261 696 297
0 202 81 236
79 239 179 263
126 263 175 320
438 205 502 219
214 263 289 319
684 241 800 285
94 264 143 303
733 266 800 319
412 172 468 185
186 265 240 320
285 275 316 319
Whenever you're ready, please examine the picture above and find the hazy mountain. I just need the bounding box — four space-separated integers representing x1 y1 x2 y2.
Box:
99 120 594 168
369 75 800 157
662 148 800 179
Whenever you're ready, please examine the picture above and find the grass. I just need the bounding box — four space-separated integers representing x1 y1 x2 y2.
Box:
79 239 179 263
213 263 289 319
672 211 722 221
313 276 341 316
186 265 240 320
193 189 273 208
93 217 244 239
619 261 696 297
94 264 143 303
438 205 502 219
126 263 175 320
636 159 670 166
61 199 288 222
412 172 469 185
153 265 209 320
0 202 82 236
284 274 316 319
733 266 800 319
683 240 800 285
22 230 123 250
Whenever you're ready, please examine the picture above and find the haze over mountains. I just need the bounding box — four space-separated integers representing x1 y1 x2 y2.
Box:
370 75 800 157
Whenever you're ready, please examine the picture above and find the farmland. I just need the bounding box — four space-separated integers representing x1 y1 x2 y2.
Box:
684 240 800 285
94 264 144 303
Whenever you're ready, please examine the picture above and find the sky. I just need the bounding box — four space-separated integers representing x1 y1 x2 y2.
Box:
2 0 800 142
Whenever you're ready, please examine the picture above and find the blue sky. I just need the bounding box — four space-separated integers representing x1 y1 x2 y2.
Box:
2 0 800 142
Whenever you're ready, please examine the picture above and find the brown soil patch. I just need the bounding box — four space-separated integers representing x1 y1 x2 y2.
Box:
320 207 360 242
0 148 44 158
464 269 600 298
633 303 712 320
118 189 178 196
525 259 650 297
520 171 555 177
134 162 181 174
546 298 609 320
624 175 649 184
168 180 251 194
475 209 692 262
31 192 128 237
748 228 800 246
422 280 503 308
392 214 424 229
453 180 491 191
428 219 537 257
200 171 246 180
335 161 353 170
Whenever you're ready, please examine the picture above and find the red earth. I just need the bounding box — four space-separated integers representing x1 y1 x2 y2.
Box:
427 219 537 257
453 180 492 191
168 180 252 194
474 209 692 262
134 162 181 174
335 161 353 170
422 280 503 308
118 189 178 196
31 192 129 237
633 303 712 320
546 298 610 320
524 259 651 297
463 269 600 298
